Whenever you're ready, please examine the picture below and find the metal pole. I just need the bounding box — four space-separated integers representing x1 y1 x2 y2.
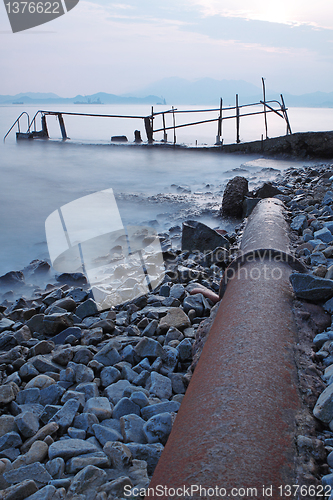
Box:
57 114 68 140
262 77 268 139
216 97 223 145
280 94 292 135
172 106 176 145
162 113 167 142
236 94 240 143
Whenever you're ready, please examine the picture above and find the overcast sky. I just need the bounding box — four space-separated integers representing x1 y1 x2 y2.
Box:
1 0 333 96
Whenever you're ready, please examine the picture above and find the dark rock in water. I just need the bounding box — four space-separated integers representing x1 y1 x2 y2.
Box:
0 271 25 287
111 135 128 142
289 273 333 301
181 220 229 253
221 176 248 217
25 260 51 275
255 182 282 198
134 130 142 143
56 273 87 285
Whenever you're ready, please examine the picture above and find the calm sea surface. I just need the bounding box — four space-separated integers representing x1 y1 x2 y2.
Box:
0 104 332 277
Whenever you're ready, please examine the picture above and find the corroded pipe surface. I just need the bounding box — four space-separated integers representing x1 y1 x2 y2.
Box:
147 199 302 500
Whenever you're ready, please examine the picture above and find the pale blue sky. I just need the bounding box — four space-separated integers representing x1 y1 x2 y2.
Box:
1 0 333 95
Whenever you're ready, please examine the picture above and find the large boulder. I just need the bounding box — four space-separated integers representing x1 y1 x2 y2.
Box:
221 176 248 217
181 220 229 253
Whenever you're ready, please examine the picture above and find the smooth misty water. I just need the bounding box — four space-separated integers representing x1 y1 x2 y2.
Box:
0 104 331 276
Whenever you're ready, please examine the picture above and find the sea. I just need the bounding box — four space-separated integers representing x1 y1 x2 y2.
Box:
0 103 332 278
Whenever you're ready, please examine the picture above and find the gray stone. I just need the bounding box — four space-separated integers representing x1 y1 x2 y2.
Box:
158 308 191 334
322 473 333 488
0 479 38 500
183 294 208 316
0 415 15 437
126 443 164 475
48 438 99 460
25 374 56 390
45 457 65 478
0 431 22 452
92 424 123 445
160 346 178 375
61 390 85 409
68 465 107 495
83 397 113 421
40 384 65 406
51 326 82 345
141 320 158 338
141 401 181 420
66 451 110 474
49 399 81 432
120 414 146 444
76 299 99 319
165 327 184 345
18 363 39 381
177 338 193 361
76 382 99 401
130 391 150 409
73 347 94 365
182 220 230 252
105 380 131 404
133 370 150 387
15 411 39 438
113 398 141 419
314 227 333 243
289 273 333 301
68 426 86 439
16 388 40 405
310 251 327 267
0 318 15 333
24 485 58 500
143 412 172 445
30 355 60 374
94 342 121 366
324 298 333 314
100 476 133 497
74 363 95 384
4 462 52 487
290 214 308 233
103 441 132 468
313 383 333 422
73 412 99 436
148 372 172 400
168 373 186 394
67 288 88 303
170 284 186 301
52 297 77 312
0 382 20 405
43 313 74 336
100 366 121 387
26 314 45 334
43 289 63 306
134 337 166 360
40 405 62 425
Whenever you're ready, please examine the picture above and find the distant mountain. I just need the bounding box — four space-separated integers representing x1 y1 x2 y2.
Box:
1 80 333 107
122 77 263 105
0 92 163 105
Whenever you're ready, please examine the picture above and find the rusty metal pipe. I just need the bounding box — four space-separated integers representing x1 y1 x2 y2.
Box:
147 199 303 500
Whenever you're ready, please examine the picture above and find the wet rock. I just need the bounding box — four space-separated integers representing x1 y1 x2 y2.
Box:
0 271 25 287
182 220 229 253
221 176 249 217
289 273 333 301
51 326 82 345
143 412 173 445
43 313 74 336
56 272 87 285
256 182 282 198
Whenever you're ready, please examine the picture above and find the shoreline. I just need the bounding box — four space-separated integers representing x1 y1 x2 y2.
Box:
1 162 333 497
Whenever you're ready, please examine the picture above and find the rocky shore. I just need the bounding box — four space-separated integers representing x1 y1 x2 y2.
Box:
2 162 333 498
